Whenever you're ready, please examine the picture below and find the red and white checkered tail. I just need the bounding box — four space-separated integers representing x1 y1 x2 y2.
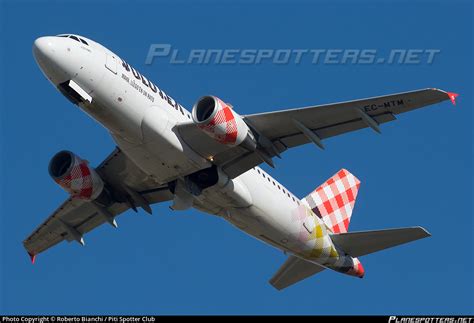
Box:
302 169 360 233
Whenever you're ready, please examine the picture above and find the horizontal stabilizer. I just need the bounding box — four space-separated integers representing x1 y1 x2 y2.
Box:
269 255 326 291
330 226 431 258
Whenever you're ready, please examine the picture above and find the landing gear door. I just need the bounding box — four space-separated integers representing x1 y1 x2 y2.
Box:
105 54 117 74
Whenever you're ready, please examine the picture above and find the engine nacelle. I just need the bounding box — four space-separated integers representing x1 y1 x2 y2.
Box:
48 150 104 200
192 96 257 149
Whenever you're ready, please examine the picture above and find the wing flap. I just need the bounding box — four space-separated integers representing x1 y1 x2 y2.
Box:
279 112 396 148
269 255 326 290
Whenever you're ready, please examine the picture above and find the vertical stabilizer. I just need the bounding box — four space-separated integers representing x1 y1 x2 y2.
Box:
302 169 360 233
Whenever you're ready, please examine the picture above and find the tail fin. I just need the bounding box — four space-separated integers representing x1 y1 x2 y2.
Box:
330 227 431 257
302 169 360 233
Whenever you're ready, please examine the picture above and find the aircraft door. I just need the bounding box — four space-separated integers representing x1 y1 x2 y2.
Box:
105 54 117 74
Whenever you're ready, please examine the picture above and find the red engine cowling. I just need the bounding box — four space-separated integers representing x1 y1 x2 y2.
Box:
48 151 104 200
192 96 257 149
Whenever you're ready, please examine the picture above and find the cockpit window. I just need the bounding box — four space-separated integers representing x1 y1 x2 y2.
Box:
55 34 89 46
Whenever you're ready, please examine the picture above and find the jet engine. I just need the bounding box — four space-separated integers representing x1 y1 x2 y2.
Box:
192 96 257 150
48 150 104 200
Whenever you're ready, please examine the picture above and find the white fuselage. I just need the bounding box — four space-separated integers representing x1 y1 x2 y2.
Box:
32 35 348 267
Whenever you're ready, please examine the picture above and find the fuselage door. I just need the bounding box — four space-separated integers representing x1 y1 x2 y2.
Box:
105 54 117 74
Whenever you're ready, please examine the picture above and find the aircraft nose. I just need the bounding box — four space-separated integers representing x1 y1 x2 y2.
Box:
33 36 70 85
33 36 56 62
33 34 96 88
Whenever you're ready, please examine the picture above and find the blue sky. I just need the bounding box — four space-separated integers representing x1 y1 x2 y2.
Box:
1 0 472 315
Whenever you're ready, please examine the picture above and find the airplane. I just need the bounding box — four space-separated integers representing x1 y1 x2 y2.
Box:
25 34 458 290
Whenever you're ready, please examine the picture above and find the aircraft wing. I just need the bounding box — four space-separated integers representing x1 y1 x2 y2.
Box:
269 255 326 290
177 88 456 178
23 148 173 261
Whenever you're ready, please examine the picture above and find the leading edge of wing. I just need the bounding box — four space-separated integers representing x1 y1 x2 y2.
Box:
244 88 456 120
